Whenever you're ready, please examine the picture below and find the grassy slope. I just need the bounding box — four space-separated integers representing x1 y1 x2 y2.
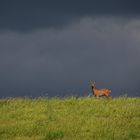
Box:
0 97 140 140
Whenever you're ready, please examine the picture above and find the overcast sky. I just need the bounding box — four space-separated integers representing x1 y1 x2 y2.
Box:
0 0 140 97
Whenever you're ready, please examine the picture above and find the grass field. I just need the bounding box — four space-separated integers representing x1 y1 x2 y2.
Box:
0 97 140 140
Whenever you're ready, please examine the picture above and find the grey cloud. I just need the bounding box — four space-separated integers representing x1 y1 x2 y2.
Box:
0 0 140 31
0 17 140 97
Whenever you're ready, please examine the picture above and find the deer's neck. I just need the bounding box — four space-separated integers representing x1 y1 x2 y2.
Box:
91 86 95 95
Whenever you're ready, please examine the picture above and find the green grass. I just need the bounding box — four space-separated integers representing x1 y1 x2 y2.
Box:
0 97 140 140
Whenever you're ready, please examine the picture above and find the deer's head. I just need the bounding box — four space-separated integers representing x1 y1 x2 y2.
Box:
89 80 96 89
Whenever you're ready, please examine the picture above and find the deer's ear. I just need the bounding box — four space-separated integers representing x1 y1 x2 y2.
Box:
89 80 93 84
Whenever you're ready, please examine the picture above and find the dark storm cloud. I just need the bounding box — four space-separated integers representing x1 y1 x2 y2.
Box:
0 18 140 97
0 0 140 31
0 1 140 97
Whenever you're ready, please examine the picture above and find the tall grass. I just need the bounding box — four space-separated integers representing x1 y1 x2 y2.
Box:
0 97 140 140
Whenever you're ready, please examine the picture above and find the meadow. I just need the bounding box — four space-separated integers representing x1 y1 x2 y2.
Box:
0 97 140 140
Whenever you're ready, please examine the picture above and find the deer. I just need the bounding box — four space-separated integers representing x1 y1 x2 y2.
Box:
90 80 111 98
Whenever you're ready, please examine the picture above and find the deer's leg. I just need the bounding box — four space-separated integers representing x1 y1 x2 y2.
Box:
96 95 99 99
108 96 112 99
106 94 112 99
94 94 97 98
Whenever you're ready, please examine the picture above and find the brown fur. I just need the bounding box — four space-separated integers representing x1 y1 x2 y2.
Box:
90 80 111 98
